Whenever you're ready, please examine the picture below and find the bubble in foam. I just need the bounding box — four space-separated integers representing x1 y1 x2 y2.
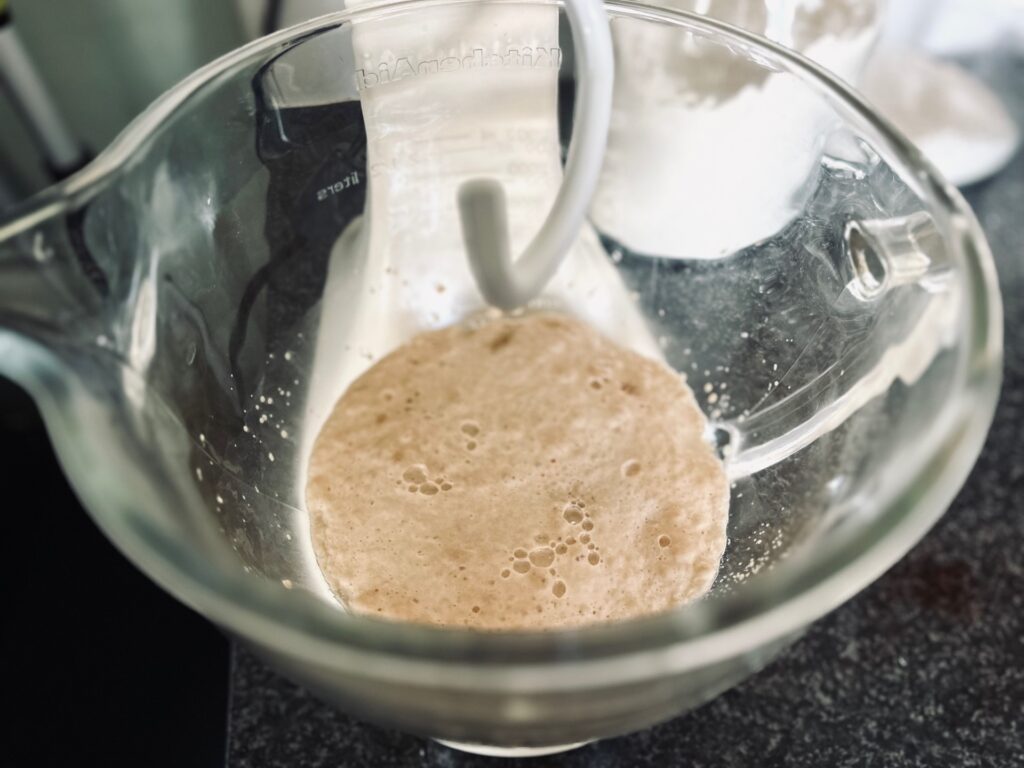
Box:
466 441 477 451
580 533 591 544
562 504 583 525
588 552 601 565
659 535 671 548
582 519 594 531
552 580 567 598
621 459 642 477
555 543 568 555
512 560 531 574
419 482 439 495
402 465 428 484
501 569 511 578
441 482 453 491
513 548 528 559
460 420 480 436
529 547 555 567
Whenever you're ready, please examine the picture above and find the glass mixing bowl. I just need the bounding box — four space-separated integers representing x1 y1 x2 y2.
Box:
0 0 1001 754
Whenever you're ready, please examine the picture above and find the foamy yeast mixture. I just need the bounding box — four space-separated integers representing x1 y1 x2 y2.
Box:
305 312 729 629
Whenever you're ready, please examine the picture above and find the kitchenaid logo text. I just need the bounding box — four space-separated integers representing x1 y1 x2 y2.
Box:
355 46 562 90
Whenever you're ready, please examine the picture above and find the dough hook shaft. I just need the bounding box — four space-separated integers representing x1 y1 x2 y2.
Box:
458 0 613 310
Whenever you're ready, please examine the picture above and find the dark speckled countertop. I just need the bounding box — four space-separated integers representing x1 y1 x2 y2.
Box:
226 55 1024 767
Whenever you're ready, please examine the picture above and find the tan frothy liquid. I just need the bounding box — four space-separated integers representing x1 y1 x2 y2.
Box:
306 312 729 629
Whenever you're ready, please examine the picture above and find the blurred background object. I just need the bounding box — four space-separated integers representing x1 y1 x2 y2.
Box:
861 47 1020 186
862 0 1023 186
2 0 1022 213
234 0 341 37
0 0 86 182
0 0 245 207
887 0 1024 55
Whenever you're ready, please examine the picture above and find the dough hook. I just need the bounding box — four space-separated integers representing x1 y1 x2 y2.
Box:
457 0 613 310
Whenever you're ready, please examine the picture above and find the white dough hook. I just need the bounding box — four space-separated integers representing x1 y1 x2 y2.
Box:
457 0 613 310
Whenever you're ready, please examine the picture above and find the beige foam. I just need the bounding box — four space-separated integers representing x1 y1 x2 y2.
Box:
306 312 729 629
